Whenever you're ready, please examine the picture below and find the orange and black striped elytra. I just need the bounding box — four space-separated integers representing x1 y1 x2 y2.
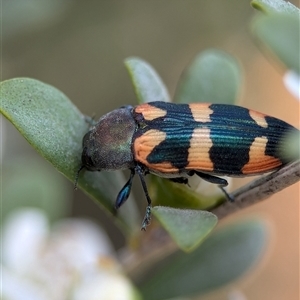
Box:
75 101 298 229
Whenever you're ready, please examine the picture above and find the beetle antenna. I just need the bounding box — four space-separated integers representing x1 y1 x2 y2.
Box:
74 165 85 190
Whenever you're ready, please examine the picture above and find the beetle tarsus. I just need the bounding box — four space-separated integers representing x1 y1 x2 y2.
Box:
219 186 234 202
141 205 152 231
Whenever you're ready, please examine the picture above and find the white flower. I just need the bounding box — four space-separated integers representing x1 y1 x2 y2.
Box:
283 70 300 100
1 208 139 300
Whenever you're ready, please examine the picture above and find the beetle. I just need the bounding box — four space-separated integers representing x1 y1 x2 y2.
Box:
75 101 298 230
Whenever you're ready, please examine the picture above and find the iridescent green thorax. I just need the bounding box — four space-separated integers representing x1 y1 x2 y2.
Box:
81 106 135 171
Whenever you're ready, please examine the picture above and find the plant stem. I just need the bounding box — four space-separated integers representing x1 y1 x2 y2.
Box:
211 160 300 219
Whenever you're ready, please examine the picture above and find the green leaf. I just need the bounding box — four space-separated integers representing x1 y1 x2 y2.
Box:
125 57 170 104
0 78 140 236
152 207 218 252
174 49 241 104
252 14 300 74
251 0 299 16
140 219 268 300
150 176 225 210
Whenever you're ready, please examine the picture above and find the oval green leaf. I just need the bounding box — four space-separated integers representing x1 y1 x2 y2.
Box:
150 176 225 210
139 219 268 300
174 49 241 104
152 207 218 252
252 14 300 74
251 0 299 16
0 78 140 236
125 57 170 104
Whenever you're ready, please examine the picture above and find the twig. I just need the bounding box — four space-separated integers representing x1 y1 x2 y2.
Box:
211 160 300 219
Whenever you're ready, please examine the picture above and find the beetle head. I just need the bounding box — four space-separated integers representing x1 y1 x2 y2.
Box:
75 106 136 187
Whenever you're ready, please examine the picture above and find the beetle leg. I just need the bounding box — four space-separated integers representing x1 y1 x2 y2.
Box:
115 169 135 209
194 171 228 186
219 186 234 202
136 165 152 230
194 171 234 202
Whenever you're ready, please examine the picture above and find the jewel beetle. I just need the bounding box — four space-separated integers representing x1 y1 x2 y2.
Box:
75 101 298 230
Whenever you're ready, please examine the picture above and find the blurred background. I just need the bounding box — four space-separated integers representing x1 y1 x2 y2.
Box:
2 1 299 299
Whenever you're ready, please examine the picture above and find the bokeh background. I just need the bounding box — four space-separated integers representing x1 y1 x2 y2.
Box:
2 1 299 299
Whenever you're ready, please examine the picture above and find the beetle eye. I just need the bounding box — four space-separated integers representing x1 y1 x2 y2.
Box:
82 132 91 147
81 147 95 170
